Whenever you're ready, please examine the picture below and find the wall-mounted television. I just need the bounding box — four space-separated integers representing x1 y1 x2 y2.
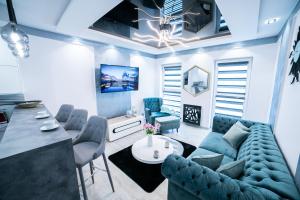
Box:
100 64 139 93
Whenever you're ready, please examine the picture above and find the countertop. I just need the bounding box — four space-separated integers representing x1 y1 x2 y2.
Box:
0 104 71 160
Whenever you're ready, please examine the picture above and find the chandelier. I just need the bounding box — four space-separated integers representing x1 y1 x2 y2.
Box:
132 3 200 51
1 0 29 58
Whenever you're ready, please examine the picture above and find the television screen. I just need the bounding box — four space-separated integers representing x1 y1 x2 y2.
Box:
100 64 139 93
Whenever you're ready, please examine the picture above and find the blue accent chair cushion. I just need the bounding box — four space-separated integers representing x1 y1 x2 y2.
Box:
143 98 171 125
162 114 300 200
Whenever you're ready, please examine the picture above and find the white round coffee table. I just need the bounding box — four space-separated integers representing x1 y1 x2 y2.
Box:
131 135 184 164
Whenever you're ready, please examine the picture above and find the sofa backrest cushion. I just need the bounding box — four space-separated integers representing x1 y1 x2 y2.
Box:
237 124 300 200
217 159 245 179
212 115 257 134
143 98 162 112
223 124 249 149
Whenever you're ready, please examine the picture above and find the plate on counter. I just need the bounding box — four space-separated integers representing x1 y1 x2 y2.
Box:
35 114 50 119
17 100 42 108
40 123 59 132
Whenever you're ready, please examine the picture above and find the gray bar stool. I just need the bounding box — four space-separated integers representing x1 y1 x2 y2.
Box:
55 104 74 126
64 109 88 141
73 116 114 200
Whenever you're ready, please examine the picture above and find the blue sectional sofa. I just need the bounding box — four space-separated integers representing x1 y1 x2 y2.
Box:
162 115 300 200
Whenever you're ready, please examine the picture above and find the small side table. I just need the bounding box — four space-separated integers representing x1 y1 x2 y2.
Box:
131 135 184 164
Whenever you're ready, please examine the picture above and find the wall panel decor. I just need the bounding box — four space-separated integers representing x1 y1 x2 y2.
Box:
183 104 201 126
289 26 300 84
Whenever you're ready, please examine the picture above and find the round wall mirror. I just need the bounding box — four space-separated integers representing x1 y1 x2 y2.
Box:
183 66 209 96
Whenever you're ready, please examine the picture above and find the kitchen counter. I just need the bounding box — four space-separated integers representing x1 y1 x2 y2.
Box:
0 104 80 200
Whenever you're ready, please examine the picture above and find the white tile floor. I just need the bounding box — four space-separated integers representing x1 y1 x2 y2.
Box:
79 123 210 200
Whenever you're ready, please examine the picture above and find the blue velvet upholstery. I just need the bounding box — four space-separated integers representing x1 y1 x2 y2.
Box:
237 124 300 200
143 98 171 124
162 155 279 200
162 115 300 200
212 115 259 134
199 132 237 159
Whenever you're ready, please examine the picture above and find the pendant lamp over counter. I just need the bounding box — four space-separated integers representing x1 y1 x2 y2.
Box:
1 0 30 58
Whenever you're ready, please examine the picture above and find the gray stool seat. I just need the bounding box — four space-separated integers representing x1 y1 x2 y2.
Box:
155 116 180 133
73 142 98 166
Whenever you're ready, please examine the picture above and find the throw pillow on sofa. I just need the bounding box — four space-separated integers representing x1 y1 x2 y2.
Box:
235 121 250 132
191 154 224 170
217 159 245 179
223 124 249 149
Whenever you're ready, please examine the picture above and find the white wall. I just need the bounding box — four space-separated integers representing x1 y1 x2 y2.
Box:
157 43 279 128
19 35 97 116
130 54 160 114
18 35 159 117
0 37 23 94
273 9 300 175
94 45 159 117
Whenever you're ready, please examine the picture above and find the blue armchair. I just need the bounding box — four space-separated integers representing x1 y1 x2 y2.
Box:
143 98 171 125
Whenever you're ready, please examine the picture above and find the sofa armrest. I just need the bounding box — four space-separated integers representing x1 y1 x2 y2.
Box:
162 155 267 200
144 108 151 123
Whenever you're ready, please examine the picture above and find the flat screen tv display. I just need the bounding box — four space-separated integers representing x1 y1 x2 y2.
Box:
100 64 139 93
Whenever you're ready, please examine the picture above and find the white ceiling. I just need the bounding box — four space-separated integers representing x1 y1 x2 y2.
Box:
0 0 71 30
0 0 298 55
257 0 298 37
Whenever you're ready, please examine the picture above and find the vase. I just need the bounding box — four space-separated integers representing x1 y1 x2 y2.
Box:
147 135 153 147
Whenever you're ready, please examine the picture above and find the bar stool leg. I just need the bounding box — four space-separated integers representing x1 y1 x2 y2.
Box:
102 153 115 192
78 167 88 200
89 161 94 184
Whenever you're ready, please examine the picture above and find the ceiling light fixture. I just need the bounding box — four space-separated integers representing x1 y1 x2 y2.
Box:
264 17 280 25
1 0 30 58
132 1 200 51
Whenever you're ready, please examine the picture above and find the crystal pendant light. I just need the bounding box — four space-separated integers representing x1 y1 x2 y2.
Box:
0 0 30 58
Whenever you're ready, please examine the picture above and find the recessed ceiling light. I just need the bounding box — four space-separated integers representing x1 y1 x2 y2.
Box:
265 17 280 25
72 38 82 45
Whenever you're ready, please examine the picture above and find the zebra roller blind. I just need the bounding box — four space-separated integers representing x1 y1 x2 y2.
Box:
215 61 250 118
162 65 182 115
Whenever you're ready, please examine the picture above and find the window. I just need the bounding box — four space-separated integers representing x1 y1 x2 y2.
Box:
214 60 250 118
162 65 182 115
163 0 183 36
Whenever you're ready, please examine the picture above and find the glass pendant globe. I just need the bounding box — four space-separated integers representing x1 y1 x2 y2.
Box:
1 23 29 44
1 22 30 58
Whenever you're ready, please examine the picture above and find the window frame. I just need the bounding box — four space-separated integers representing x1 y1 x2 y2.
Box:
161 63 183 115
213 57 253 119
